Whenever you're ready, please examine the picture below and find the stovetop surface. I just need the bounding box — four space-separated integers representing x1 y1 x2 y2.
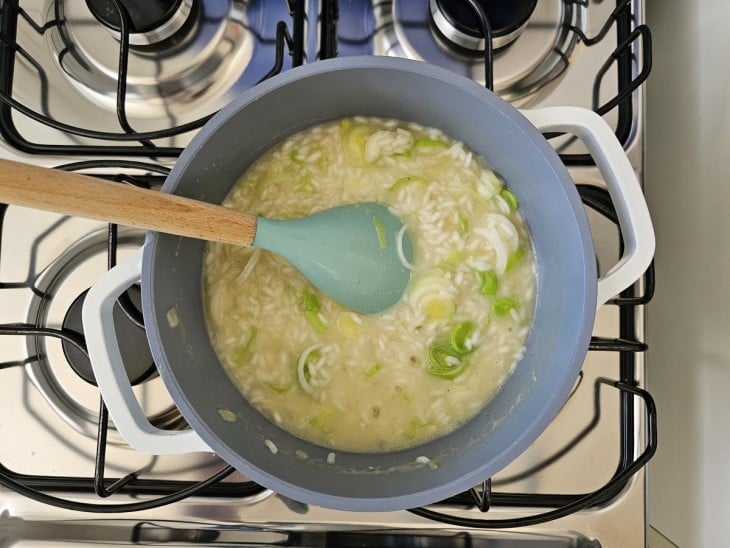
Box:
0 1 653 546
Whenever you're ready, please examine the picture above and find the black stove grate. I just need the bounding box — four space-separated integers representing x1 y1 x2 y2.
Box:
0 0 306 155
0 0 656 528
320 0 652 167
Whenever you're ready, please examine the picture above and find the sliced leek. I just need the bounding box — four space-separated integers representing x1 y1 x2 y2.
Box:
266 381 291 394
396 224 417 271
342 124 374 163
458 210 470 233
476 170 503 200
477 271 498 296
229 327 258 367
427 342 466 379
449 321 477 356
289 149 304 166
423 299 454 320
309 406 333 433
439 250 467 271
499 188 519 211
297 344 323 394
302 290 327 332
409 272 456 319
372 216 388 248
389 175 427 193
363 362 383 379
336 312 363 337
492 297 517 317
506 246 525 271
414 137 449 149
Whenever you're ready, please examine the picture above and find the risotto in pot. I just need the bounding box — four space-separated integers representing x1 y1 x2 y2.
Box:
203 117 536 452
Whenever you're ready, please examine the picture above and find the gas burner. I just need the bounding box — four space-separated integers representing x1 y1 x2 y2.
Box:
44 0 254 117
86 0 195 46
375 0 586 103
61 286 155 386
25 227 185 441
429 0 537 51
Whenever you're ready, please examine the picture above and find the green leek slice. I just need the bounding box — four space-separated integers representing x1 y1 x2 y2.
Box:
409 272 456 319
302 291 327 332
492 297 517 317
477 271 498 296
500 188 519 211
424 299 455 320
336 312 363 337
363 362 383 379
372 216 388 249
297 345 323 395
439 250 467 271
302 348 321 384
389 175 427 193
458 210 470 233
506 246 525 271
343 124 374 163
266 381 291 394
427 342 467 379
309 406 333 433
449 321 477 356
229 327 258 367
289 149 305 166
414 137 449 149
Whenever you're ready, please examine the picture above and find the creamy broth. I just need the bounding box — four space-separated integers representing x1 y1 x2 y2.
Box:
203 117 536 452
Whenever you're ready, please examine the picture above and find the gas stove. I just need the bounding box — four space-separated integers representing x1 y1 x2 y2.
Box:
0 1 654 546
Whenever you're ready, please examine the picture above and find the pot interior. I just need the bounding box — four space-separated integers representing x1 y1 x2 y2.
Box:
142 57 596 511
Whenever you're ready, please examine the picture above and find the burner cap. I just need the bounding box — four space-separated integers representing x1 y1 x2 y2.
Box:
62 286 156 386
431 0 537 51
86 0 193 45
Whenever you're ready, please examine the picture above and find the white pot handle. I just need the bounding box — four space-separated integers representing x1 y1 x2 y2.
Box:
82 248 211 454
520 107 655 306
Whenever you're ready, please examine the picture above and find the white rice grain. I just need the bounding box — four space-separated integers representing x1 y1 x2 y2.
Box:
264 439 278 455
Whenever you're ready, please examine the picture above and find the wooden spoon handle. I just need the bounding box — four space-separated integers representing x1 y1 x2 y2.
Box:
0 159 257 246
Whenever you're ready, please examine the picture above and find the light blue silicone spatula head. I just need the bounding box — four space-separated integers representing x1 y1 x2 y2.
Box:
253 202 413 314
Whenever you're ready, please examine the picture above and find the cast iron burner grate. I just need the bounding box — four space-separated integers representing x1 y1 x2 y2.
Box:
0 0 656 529
0 0 306 156
322 0 651 166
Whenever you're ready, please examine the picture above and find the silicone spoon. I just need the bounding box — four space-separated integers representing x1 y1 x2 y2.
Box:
0 160 413 314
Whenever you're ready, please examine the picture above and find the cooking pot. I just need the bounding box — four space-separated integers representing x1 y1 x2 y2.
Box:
82 56 654 511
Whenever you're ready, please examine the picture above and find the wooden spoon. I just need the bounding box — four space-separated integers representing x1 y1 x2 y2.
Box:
0 159 413 314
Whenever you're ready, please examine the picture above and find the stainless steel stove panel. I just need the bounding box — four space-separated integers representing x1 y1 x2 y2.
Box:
0 1 651 546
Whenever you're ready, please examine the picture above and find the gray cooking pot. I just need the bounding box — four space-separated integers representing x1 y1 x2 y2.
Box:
83 56 654 511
